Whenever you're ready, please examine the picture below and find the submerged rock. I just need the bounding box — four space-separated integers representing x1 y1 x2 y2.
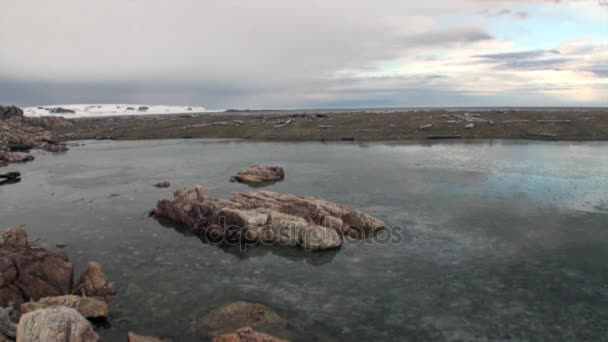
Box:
16 306 99 342
154 181 171 188
152 186 384 250
0 227 74 308
212 327 288 342
128 332 171 342
76 262 117 298
200 302 285 335
21 295 109 319
230 165 285 185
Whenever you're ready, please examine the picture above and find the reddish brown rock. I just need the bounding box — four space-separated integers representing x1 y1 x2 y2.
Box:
230 165 285 185
212 327 288 342
0 228 73 308
0 151 34 163
76 262 117 298
42 143 68 153
21 295 109 319
152 186 384 250
128 332 171 342
198 302 285 336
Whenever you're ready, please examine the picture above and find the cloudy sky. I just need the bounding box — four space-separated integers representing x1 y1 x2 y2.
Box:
0 0 606 109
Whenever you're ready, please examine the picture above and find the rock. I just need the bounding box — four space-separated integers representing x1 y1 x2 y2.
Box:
0 106 23 120
42 143 68 153
230 165 285 185
26 116 73 129
49 107 76 114
20 295 109 319
301 225 342 251
0 227 74 309
0 151 34 163
76 262 117 297
16 307 99 341
419 124 433 130
0 307 16 339
0 227 29 249
152 186 383 249
201 302 285 335
212 327 287 342
128 332 170 342
154 181 171 188
138 106 149 112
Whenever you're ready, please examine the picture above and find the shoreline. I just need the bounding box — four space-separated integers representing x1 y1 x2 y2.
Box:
56 109 608 142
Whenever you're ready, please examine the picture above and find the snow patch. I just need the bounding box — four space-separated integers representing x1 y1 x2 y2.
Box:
23 104 223 118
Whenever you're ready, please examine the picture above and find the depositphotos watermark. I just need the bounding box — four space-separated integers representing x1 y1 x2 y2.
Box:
205 217 406 251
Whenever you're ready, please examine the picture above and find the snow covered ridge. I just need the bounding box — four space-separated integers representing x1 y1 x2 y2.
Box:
23 104 224 118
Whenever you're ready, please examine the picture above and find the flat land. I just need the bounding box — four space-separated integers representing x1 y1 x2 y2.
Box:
56 108 608 142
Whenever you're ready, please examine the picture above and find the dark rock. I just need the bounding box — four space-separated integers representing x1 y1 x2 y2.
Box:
154 181 171 188
0 106 23 120
138 106 149 112
49 107 76 114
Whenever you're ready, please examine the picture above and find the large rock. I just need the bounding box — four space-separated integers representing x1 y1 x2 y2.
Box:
152 186 384 250
21 295 109 319
0 106 23 120
201 302 285 335
230 165 285 185
0 228 73 308
0 151 34 164
16 306 99 341
76 262 117 297
212 327 287 342
0 307 16 339
128 332 170 342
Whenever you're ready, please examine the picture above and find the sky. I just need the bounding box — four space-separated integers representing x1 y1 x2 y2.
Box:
0 0 606 109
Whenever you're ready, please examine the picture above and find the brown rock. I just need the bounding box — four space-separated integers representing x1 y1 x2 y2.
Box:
0 151 34 163
301 225 342 251
0 228 73 308
128 331 170 342
42 143 68 153
213 327 287 342
21 295 109 319
201 302 285 335
230 165 285 185
16 306 99 342
76 262 117 297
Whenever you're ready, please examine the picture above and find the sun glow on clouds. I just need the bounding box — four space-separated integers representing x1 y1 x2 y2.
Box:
0 0 606 107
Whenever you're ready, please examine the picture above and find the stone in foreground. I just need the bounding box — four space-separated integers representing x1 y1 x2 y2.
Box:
128 331 171 342
16 306 99 342
76 261 117 297
212 327 288 342
230 165 285 185
201 301 285 335
20 295 109 319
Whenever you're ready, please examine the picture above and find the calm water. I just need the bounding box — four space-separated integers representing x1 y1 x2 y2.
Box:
1 139 607 341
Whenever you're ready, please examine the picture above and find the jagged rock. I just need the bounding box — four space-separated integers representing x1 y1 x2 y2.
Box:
0 227 73 308
76 262 116 297
200 302 285 335
128 332 170 342
16 307 99 341
0 307 16 339
152 186 383 250
21 295 108 319
212 327 287 342
230 165 285 185
0 106 23 120
154 181 171 188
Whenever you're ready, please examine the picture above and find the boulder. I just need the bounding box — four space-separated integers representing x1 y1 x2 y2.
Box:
16 307 99 341
0 106 23 120
0 307 16 339
21 295 109 319
76 262 117 297
201 302 285 335
0 228 73 308
212 327 287 342
230 165 285 185
152 186 383 250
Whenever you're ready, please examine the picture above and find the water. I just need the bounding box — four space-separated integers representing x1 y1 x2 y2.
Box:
1 139 607 341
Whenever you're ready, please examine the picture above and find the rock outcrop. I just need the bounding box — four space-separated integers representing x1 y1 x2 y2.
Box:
0 227 74 308
198 302 285 336
230 165 285 185
20 295 109 319
16 306 99 341
152 186 384 250
212 327 287 342
76 262 117 298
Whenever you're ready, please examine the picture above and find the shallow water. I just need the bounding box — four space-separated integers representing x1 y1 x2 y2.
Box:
1 139 607 341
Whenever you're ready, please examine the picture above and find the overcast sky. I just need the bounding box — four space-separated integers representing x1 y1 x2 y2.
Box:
0 0 606 109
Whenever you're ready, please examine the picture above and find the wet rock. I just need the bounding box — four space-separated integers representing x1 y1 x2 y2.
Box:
0 227 73 308
49 107 76 114
128 332 170 342
16 306 99 341
20 295 109 319
154 181 171 188
76 262 117 298
212 327 287 342
152 186 383 250
0 151 34 164
230 165 285 185
0 106 23 120
301 225 342 251
201 302 285 335
0 307 16 339
42 143 68 153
